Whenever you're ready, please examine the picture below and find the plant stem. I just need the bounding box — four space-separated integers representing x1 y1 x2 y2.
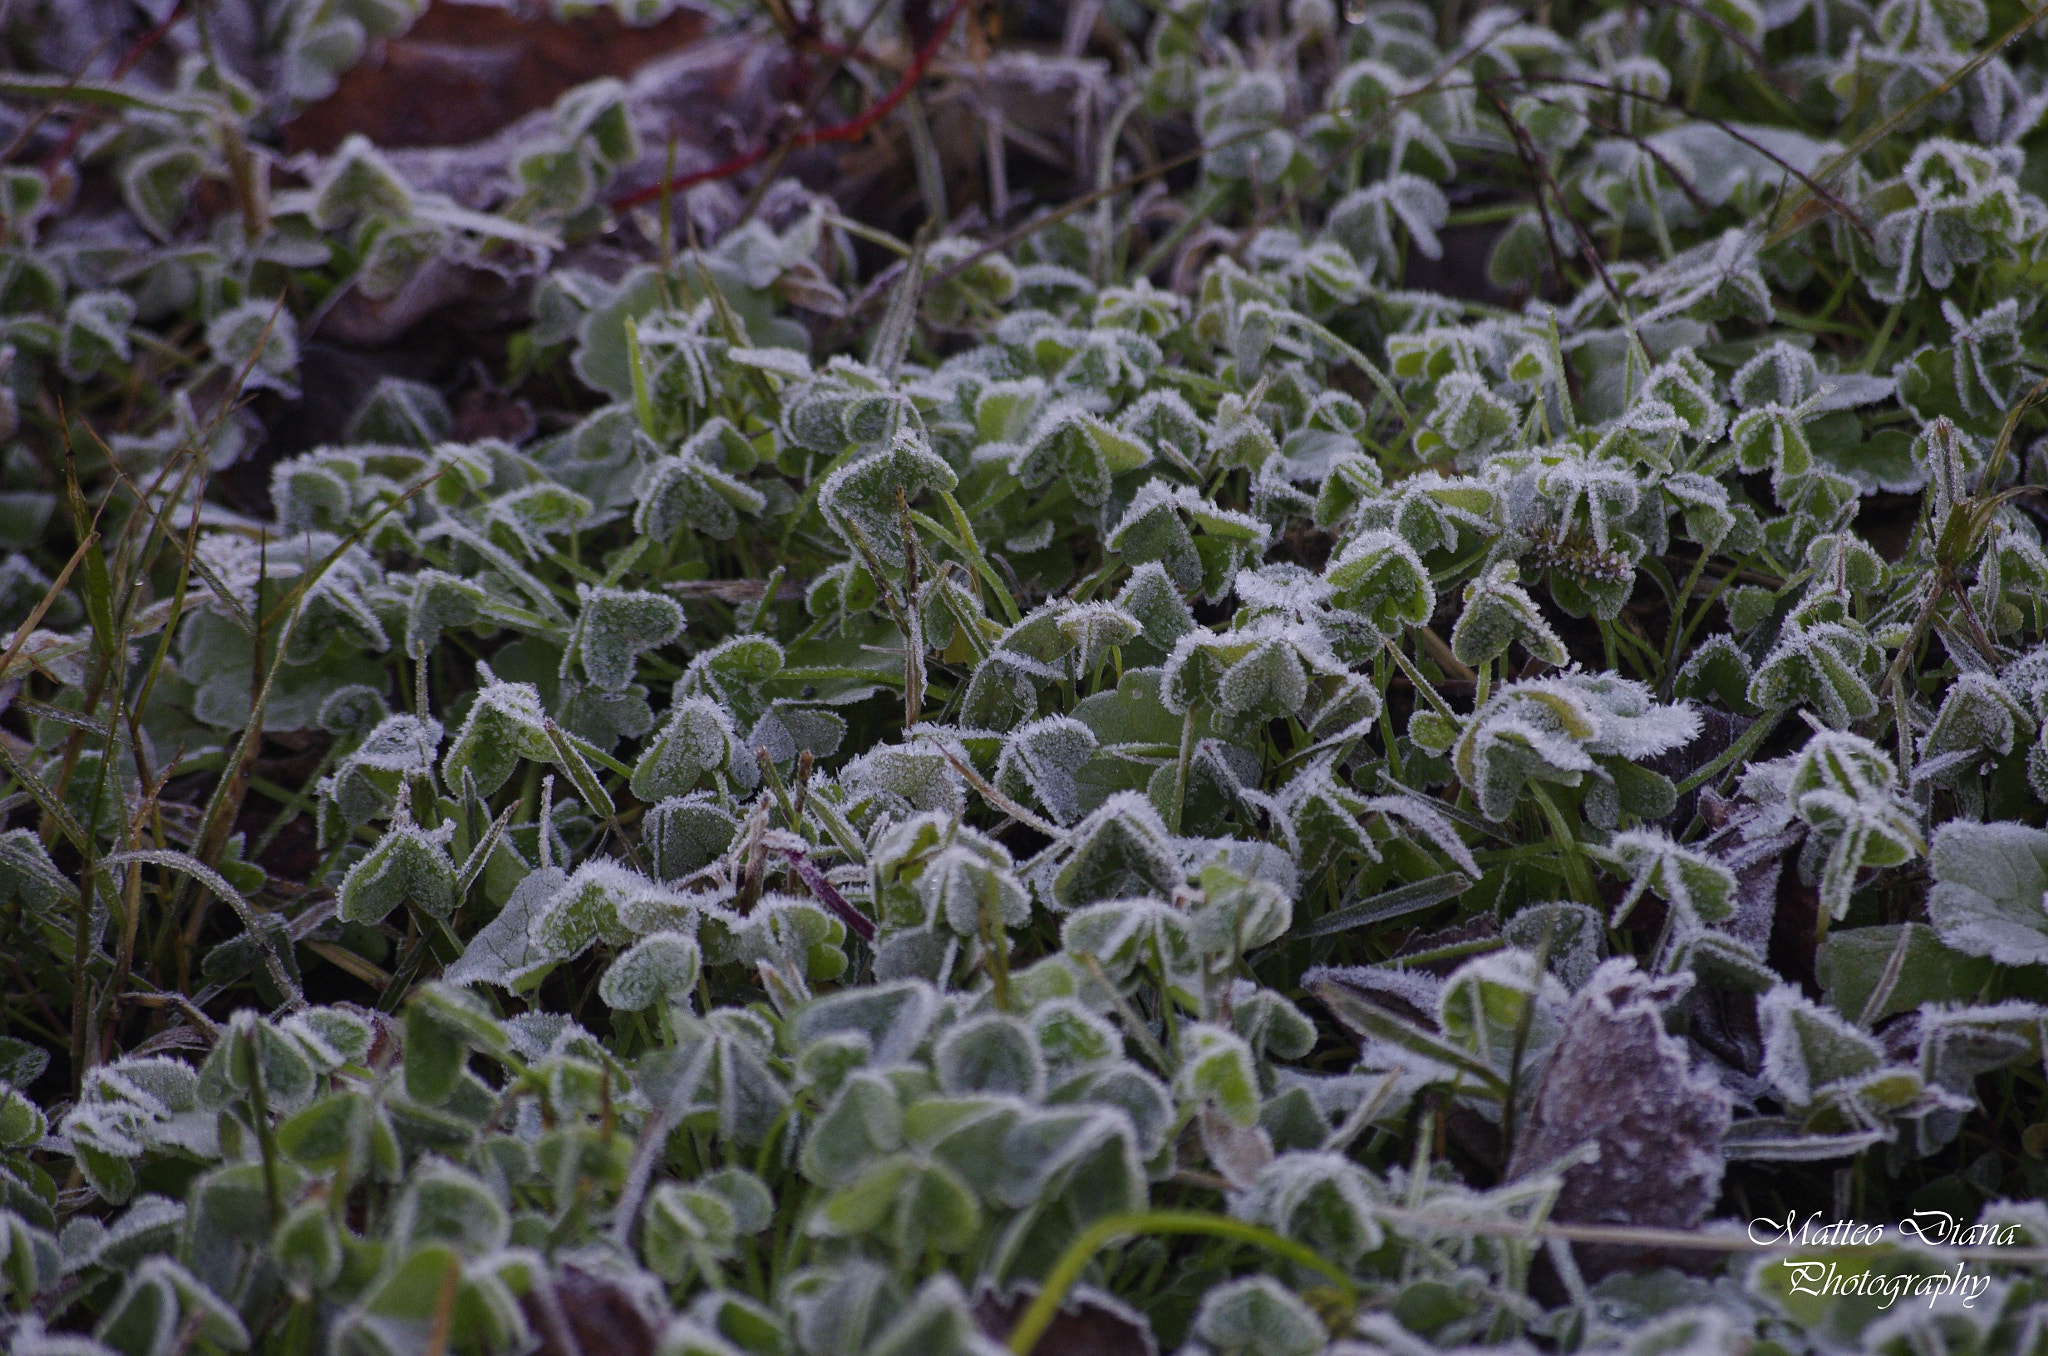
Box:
1007 1211 1357 1355
1527 783 1598 908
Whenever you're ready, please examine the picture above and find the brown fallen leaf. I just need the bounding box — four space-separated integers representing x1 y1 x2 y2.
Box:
452 383 537 444
284 0 713 155
974 1281 1159 1356
520 1263 660 1356
1505 958 1732 1279
318 253 531 348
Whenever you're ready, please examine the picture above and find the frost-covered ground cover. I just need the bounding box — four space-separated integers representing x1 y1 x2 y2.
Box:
2 0 2048 1350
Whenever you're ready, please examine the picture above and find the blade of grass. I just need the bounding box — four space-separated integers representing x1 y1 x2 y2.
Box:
1762 0 2048 247
1007 1211 1357 1354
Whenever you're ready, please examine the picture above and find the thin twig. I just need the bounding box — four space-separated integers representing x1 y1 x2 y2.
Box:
610 0 972 212
37 0 191 178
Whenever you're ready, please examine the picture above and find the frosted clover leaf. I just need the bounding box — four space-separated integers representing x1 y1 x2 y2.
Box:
309 134 413 230
529 860 654 959
1732 341 1823 409
1186 1276 1326 1356
206 301 299 397
59 291 137 381
121 143 202 241
1175 1023 1263 1127
337 816 456 925
1513 450 1649 618
635 418 768 542
869 814 989 932
1630 228 1772 324
1749 621 1883 727
1426 675 1698 823
1450 561 1567 667
1327 173 1449 277
570 585 684 691
404 570 491 659
1418 371 1516 460
1323 530 1434 637
442 672 554 797
819 429 958 559
643 1172 772 1285
1942 298 2032 421
1919 669 2027 792
632 697 755 800
1276 762 1477 876
1117 388 1207 468
1008 403 1152 504
1207 388 1281 472
729 897 850 990
1865 140 2038 303
1325 58 1458 178
92 1258 249 1354
599 932 703 1012
1038 792 1183 911
1097 279 1187 336
919 842 1031 939
1436 947 1570 1085
1055 601 1142 679
1641 350 1728 445
481 482 594 560
1928 820 2048 966
388 1160 508 1256
1597 828 1736 928
1787 730 1924 920
1163 620 1350 722
1233 1153 1385 1267
654 1009 793 1146
677 634 786 722
841 743 964 820
1190 860 1294 957
1753 985 1953 1142
1108 482 1271 600
994 716 1099 826
1061 898 1200 1000
317 713 442 841
934 1015 1045 1099
645 794 740 881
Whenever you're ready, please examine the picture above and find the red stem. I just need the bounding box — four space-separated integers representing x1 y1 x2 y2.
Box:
609 0 970 212
41 0 190 176
781 848 877 941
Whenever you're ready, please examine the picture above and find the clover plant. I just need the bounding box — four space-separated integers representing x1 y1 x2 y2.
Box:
2 0 2048 1351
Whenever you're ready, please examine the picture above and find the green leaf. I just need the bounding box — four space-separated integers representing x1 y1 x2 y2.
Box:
273 1202 344 1289
1927 819 2048 967
1043 792 1183 911
1176 1023 1262 1127
1325 530 1433 635
120 145 203 242
1450 562 1566 666
402 984 508 1106
442 678 555 797
390 1161 508 1257
800 1072 905 1187
631 698 750 800
1190 1275 1327 1356
574 586 685 690
96 1257 248 1356
934 1016 1045 1099
337 822 457 925
277 1090 399 1178
1818 923 1993 1025
599 931 702 1011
